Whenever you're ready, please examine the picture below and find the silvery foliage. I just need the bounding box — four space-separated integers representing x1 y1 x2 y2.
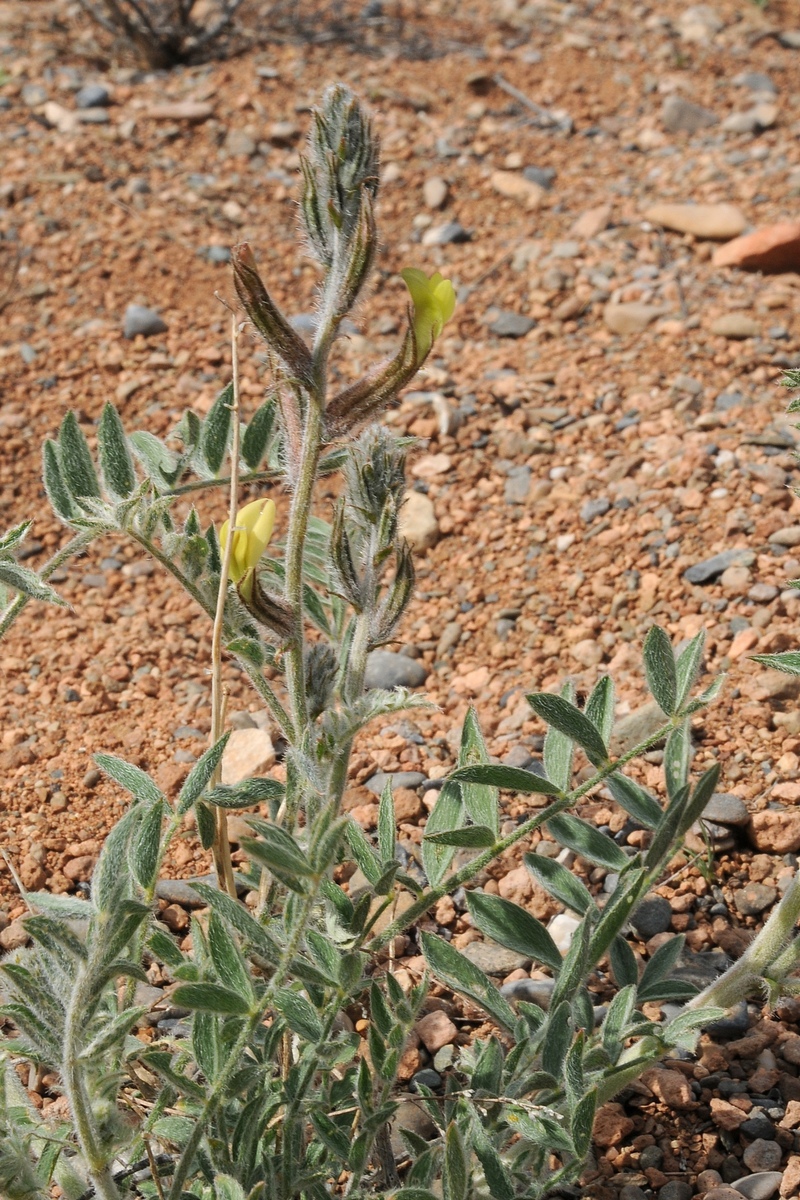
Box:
1 88 797 1200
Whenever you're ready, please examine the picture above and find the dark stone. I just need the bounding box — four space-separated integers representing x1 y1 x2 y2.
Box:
364 650 428 690
580 497 611 523
123 304 168 339
683 549 756 585
489 311 536 338
364 770 427 795
76 84 110 108
631 894 672 939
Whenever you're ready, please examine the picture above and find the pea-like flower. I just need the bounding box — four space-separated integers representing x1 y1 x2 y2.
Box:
219 498 276 584
400 268 456 362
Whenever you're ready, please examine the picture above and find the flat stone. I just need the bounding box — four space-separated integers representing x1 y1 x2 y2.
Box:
421 221 470 247
489 311 536 338
0 917 31 950
683 548 755 584
581 497 610 522
423 176 448 210
123 304 168 339
644 202 746 240
603 302 663 334
415 1010 458 1053
779 30 800 48
733 1174 783 1200
609 700 666 756
364 770 426 795
702 793 749 827
390 1099 437 1156
501 977 555 1006
713 222 800 274
711 313 760 339
662 95 717 133
364 651 428 690
734 72 777 94
504 465 531 504
750 810 800 853
743 1141 782 1174
490 169 546 207
146 101 214 122
76 84 110 108
523 165 556 189
220 728 276 785
547 912 581 954
155 878 208 909
632 895 672 939
400 490 439 550
462 939 530 975
721 104 778 134
733 883 777 918
570 203 612 239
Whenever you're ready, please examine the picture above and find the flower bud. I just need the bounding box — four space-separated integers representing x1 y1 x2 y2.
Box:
236 568 294 641
232 244 314 389
400 268 457 364
220 498 276 584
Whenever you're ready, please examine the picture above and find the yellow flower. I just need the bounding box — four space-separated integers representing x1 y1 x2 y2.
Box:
400 268 456 361
219 498 276 584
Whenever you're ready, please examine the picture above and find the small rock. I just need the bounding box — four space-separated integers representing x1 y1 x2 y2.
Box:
750 811 800 855
63 855 97 882
0 917 31 950
146 101 214 122
702 793 749 828
411 1068 441 1091
399 491 439 551
706 1190 750 1200
662 95 717 133
415 1010 458 1053
603 302 663 335
155 878 208 909
609 701 666 756
225 128 257 157
721 104 778 134
713 222 800 274
220 728 276 785
76 84 110 109
743 1141 782 1174
711 314 760 340
644 202 746 240
570 203 612 239
734 72 777 96
22 83 48 106
390 1099 437 1156
769 526 800 547
683 548 755 585
43 101 78 133
364 651 428 690
721 565 753 596
658 1181 693 1200
593 1102 635 1147
423 176 449 209
678 5 724 42
489 311 536 338
732 1174 783 1200
364 770 426 795
123 305 168 339
501 977 555 1006
632 895 672 939
462 939 530 975
547 912 582 954
490 169 546 207
733 883 777 917
421 221 470 247
571 638 604 668
716 390 744 411
779 30 800 48
160 904 189 933
581 497 610 523
504 465 531 504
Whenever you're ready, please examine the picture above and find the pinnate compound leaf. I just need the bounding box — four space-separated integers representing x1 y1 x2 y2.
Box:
466 891 562 973
200 383 233 476
643 625 678 716
528 691 609 767
94 753 163 805
421 781 465 888
449 764 561 796
543 680 575 791
59 410 100 500
524 853 596 916
98 402 136 498
421 931 517 1033
458 707 498 834
545 813 628 871
171 981 251 1015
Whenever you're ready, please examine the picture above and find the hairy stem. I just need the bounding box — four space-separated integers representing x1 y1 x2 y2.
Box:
284 398 322 736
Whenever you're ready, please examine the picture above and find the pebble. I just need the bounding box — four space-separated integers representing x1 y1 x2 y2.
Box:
603 302 663 335
750 810 800 854
504 465 531 504
75 84 110 109
145 101 214 122
523 165 556 190
683 548 755 585
490 170 546 207
364 770 426 795
734 72 777 95
631 894 672 939
410 1068 442 1092
721 104 778 134
155 879 208 909
123 305 168 339
713 222 800 274
580 497 610 523
768 526 800 547
716 390 744 411
462 939 530 975
488 311 536 338
220 728 276 785
547 912 582 954
389 1099 437 1156
644 202 746 240
415 1009 458 1053
711 314 760 340
399 490 439 550
571 203 612 238
662 95 717 133
21 83 47 106
732 1174 783 1200
741 1116 777 1141
206 245 232 263
743 1141 782 1173
423 176 448 210
500 977 555 1006
702 793 749 828
658 1183 692 1200
364 650 428 690
733 883 776 917
0 917 31 950
421 221 470 246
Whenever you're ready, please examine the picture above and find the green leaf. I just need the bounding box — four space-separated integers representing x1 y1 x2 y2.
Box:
542 1000 572 1077
609 934 638 989
571 1087 597 1158
129 430 180 489
214 1175 247 1200
664 1005 726 1052
205 777 285 809
59 410 100 500
94 753 163 805
585 675 615 746
602 983 636 1060
449 764 561 796
443 1121 469 1200
208 911 253 998
423 825 495 848
200 383 233 476
378 777 395 864
421 931 517 1033
472 1123 514 1200
172 982 251 1015
42 439 77 521
638 980 699 1004
544 680 575 791
639 933 685 993
79 1006 148 1061
346 819 382 887
131 798 165 891
458 707 498 834
421 781 465 888
241 400 276 470
675 630 705 709
545 813 628 871
98 402 136 498
681 763 721 839
664 720 691 802
274 987 324 1042
527 691 608 767
91 808 137 912
176 732 231 814
605 773 662 830
0 520 31 552
466 891 562 973
0 561 67 608
751 651 800 676
524 853 596 916
196 799 216 850
643 625 677 716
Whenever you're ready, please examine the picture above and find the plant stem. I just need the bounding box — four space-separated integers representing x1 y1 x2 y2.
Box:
283 396 322 736
0 529 94 642
208 315 242 900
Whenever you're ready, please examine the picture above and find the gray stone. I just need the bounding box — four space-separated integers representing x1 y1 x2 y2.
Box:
659 1183 692 1200
433 1043 455 1071
711 313 760 340
390 1099 437 1156
411 1068 442 1091
462 939 530 975
662 95 717 133
734 72 777 95
779 31 800 49
207 245 232 263
489 311 536 338
604 301 663 335
748 584 778 602
702 793 749 828
21 83 47 106
683 548 755 585
609 700 666 756
504 465 531 504
620 1187 648 1200
742 1140 781 1173
733 884 776 917
155 879 207 909
640 1145 664 1169
76 84 110 108
732 1173 783 1200
716 390 744 411
500 977 555 1007
364 770 426 795
704 998 748 1038
631 895 672 939
523 165 556 189
123 304 168 339
225 128 257 156
364 650 428 690
421 221 470 247
580 497 611 523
